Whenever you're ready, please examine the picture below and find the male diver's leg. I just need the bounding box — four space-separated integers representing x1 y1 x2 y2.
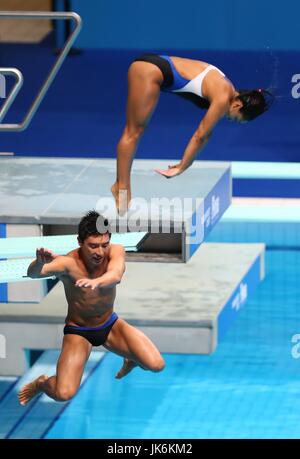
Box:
103 317 165 379
18 334 92 405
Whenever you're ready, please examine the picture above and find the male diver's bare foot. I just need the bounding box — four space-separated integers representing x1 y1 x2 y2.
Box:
18 374 48 406
111 182 131 216
115 358 137 379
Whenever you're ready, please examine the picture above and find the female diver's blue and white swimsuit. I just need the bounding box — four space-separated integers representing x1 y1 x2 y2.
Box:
133 54 225 108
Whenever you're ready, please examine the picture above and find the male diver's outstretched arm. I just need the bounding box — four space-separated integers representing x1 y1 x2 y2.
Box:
27 248 69 278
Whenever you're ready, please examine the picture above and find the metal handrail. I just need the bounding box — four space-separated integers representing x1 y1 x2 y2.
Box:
0 11 82 131
0 68 24 122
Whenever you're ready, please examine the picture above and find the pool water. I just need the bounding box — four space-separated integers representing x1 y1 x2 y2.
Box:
45 248 300 439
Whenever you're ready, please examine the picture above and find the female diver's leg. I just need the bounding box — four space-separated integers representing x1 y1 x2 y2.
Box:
112 61 162 214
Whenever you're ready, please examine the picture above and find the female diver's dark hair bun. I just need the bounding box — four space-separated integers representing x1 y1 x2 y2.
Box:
237 89 275 121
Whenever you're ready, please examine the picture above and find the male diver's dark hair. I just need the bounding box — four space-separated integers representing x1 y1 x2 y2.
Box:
78 210 111 242
237 89 275 121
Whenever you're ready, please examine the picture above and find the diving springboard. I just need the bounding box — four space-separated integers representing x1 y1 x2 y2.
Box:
0 259 39 284
0 232 148 259
0 232 148 284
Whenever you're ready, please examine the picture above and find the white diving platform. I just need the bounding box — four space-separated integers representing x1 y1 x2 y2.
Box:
0 157 231 262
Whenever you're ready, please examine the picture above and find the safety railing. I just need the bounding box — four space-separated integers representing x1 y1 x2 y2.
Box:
0 11 82 131
0 68 23 123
